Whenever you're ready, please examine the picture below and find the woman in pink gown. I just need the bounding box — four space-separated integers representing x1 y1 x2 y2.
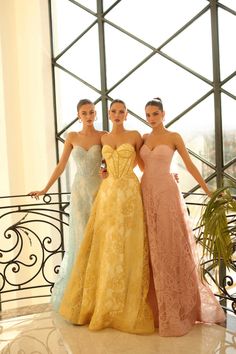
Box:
140 97 225 337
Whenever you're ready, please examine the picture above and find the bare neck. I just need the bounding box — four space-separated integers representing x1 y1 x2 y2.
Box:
151 124 167 135
111 125 126 134
80 125 97 135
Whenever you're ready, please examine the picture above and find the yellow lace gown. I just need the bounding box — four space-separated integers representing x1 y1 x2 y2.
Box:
59 143 154 334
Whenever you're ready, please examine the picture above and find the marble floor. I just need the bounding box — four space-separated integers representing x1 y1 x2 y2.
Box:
0 308 235 354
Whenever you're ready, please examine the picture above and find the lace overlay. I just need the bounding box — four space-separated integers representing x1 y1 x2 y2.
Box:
51 145 102 311
59 143 154 334
140 144 225 337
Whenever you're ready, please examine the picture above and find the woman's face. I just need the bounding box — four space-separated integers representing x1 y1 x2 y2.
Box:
109 102 127 125
145 105 165 128
78 103 96 126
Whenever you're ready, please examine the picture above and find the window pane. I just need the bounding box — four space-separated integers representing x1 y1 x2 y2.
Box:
163 11 213 80
222 76 236 97
207 177 217 191
51 0 96 56
170 95 216 165
219 8 236 80
221 93 236 165
220 0 236 11
105 0 207 48
103 0 119 11
172 154 214 193
73 0 97 12
224 164 236 180
55 67 100 132
110 54 211 128
57 25 101 90
104 23 151 87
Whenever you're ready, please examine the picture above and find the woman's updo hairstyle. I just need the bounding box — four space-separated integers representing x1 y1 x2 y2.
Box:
77 99 94 111
110 99 127 109
145 97 163 112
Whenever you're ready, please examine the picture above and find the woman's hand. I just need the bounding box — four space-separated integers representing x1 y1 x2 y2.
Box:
173 173 179 183
99 159 108 179
28 190 46 200
207 190 213 198
99 169 108 179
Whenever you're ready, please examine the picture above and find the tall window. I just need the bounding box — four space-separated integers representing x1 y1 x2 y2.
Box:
49 0 236 215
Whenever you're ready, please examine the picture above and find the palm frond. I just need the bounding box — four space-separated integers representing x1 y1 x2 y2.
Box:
198 184 236 274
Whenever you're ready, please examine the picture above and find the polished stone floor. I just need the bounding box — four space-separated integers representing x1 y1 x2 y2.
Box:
0 307 235 354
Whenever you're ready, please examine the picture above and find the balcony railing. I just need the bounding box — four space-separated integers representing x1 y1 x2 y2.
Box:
0 193 235 315
0 193 70 311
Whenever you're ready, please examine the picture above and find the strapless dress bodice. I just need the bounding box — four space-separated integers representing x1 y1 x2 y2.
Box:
102 143 136 179
72 145 102 177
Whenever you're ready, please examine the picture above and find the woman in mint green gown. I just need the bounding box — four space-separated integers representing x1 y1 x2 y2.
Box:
29 99 106 310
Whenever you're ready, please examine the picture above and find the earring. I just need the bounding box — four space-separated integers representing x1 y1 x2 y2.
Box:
95 117 97 121
78 117 82 123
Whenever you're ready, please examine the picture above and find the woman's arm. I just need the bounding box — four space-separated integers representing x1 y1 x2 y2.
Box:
136 133 149 172
28 134 73 199
101 132 109 146
174 133 211 196
134 131 144 171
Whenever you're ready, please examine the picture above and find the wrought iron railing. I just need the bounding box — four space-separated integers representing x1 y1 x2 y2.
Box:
0 193 70 311
0 193 235 315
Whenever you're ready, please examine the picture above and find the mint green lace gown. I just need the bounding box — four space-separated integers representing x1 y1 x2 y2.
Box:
51 145 102 310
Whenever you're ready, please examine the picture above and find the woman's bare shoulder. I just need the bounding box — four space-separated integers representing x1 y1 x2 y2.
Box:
65 131 77 141
101 132 110 143
97 130 108 136
142 133 150 140
127 130 142 139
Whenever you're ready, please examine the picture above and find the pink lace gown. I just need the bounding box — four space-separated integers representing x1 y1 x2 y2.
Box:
140 144 226 337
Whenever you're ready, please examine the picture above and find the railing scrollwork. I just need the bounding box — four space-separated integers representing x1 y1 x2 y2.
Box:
0 193 235 317
0 193 70 311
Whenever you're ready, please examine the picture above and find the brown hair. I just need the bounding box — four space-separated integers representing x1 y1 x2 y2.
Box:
77 99 94 111
110 99 127 109
145 97 163 111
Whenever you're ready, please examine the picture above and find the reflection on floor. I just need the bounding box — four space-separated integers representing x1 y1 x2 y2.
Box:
0 309 235 354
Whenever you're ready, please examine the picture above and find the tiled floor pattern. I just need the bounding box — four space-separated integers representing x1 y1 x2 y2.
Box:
0 309 235 354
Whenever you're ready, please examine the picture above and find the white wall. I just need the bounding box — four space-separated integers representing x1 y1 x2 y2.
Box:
0 0 56 197
0 0 57 310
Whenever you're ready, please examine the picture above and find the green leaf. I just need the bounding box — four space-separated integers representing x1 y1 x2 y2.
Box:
197 183 236 281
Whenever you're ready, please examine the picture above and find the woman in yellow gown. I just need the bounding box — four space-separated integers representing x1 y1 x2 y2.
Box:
59 99 154 334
